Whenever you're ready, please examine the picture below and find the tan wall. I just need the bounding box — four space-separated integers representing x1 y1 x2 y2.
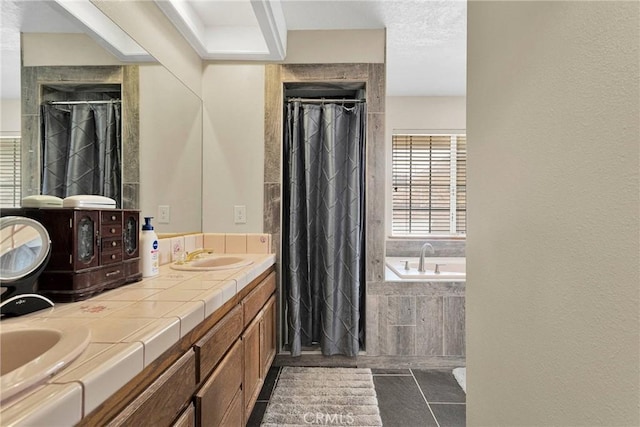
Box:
22 33 125 66
385 96 466 235
285 30 385 64
467 1 639 425
201 29 385 232
201 64 265 233
1 98 20 136
139 64 202 233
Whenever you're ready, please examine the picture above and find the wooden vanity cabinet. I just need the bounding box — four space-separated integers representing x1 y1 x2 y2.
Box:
195 272 277 427
78 269 276 427
19 208 142 301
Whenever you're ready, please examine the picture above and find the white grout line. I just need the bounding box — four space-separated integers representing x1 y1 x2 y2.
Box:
410 369 441 427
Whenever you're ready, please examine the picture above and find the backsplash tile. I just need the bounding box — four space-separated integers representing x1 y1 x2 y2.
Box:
170 236 185 262
203 233 225 253
183 234 200 254
225 234 247 253
158 238 172 265
247 233 271 254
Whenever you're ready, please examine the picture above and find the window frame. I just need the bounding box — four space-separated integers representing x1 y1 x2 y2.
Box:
0 136 21 208
390 131 466 238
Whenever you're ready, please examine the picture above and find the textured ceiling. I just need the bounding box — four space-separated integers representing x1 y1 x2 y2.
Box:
0 0 466 99
281 1 466 96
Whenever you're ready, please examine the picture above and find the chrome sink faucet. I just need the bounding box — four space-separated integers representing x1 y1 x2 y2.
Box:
418 243 435 272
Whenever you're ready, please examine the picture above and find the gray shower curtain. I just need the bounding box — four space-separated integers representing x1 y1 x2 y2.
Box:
283 101 366 357
41 102 121 205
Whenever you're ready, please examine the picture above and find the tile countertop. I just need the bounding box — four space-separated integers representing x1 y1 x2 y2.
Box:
0 253 276 427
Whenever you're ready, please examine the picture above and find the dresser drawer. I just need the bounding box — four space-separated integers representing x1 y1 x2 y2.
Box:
102 211 123 224
91 264 125 285
102 237 122 251
102 224 122 237
101 249 123 265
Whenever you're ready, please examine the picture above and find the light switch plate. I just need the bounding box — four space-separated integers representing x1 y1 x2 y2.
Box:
158 205 170 224
234 205 246 224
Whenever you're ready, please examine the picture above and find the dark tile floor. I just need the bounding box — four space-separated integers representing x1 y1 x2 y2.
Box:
247 367 466 426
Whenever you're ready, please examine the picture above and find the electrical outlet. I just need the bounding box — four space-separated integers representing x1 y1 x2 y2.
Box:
158 205 170 224
234 205 246 224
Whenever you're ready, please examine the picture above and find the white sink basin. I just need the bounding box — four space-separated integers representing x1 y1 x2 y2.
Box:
1 323 91 402
170 255 253 271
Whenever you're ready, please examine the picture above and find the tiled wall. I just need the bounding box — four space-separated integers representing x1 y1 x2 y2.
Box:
367 281 465 358
372 238 465 360
157 233 272 266
386 239 466 258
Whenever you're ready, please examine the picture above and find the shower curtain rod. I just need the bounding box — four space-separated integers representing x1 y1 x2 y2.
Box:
286 97 365 103
46 100 121 105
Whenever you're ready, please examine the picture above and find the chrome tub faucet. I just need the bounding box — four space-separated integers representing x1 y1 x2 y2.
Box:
418 243 435 272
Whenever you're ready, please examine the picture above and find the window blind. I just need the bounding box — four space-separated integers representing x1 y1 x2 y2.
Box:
0 137 21 208
392 133 466 236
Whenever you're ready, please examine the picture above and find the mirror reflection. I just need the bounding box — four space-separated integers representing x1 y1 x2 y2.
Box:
2 2 204 234
0 217 48 280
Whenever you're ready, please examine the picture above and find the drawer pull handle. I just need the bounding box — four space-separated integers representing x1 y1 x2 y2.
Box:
106 270 120 277
111 215 117 221
111 254 117 260
112 241 117 247
110 228 116 233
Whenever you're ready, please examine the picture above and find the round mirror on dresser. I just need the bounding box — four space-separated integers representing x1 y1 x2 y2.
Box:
0 216 54 318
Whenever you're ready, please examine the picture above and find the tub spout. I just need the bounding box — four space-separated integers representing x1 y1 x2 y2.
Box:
418 243 435 272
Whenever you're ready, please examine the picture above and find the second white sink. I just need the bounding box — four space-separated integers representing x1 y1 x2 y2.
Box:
170 255 253 271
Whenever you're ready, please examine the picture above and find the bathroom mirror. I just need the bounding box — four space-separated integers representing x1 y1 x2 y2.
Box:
9 3 203 234
0 216 51 284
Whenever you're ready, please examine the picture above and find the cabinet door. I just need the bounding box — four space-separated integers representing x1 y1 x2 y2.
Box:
261 295 277 377
108 350 196 427
73 210 100 270
195 339 243 427
122 210 139 260
243 314 262 421
172 404 195 427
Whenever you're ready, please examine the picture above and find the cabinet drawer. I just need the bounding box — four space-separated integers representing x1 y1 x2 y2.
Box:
102 224 123 237
102 211 123 224
108 350 197 427
102 237 122 251
242 272 276 328
101 249 123 265
195 339 243 427
91 264 125 285
194 304 242 382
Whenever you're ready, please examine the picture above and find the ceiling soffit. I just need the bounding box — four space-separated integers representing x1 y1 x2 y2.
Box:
154 0 287 61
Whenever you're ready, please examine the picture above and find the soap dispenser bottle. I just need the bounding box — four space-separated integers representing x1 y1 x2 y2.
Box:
140 217 159 278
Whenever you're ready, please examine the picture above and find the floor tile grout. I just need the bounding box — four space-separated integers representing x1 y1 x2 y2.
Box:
410 368 442 427
253 367 466 427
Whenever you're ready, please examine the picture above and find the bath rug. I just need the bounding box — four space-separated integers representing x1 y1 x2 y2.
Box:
261 367 383 427
453 367 466 393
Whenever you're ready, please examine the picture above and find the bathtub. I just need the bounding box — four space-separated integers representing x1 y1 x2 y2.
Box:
385 257 466 281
